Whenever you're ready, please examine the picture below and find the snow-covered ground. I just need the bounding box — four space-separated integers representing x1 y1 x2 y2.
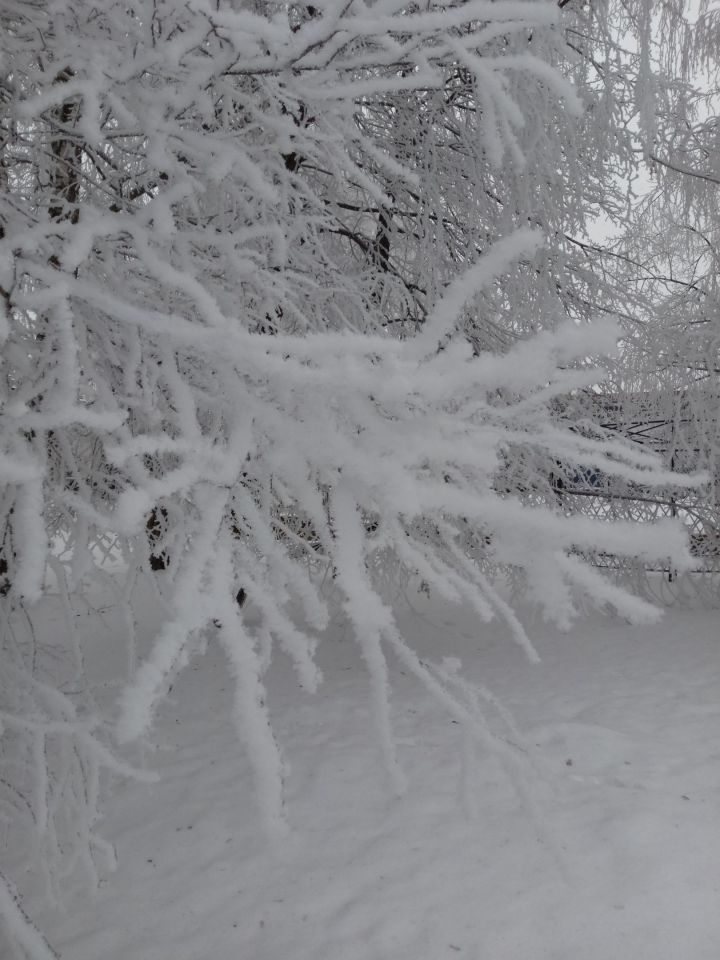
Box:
31 589 720 959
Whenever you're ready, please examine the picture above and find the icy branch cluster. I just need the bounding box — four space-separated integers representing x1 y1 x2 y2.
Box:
0 0 706 952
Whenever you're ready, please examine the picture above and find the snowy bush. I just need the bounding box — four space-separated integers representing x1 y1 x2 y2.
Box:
0 0 705 954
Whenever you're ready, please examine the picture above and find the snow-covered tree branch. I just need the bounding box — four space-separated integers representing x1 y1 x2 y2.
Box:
0 0 708 954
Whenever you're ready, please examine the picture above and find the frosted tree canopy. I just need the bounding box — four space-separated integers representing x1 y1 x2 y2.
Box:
1 0 718 955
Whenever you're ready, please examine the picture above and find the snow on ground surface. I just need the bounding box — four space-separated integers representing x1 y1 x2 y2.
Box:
32 588 720 959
